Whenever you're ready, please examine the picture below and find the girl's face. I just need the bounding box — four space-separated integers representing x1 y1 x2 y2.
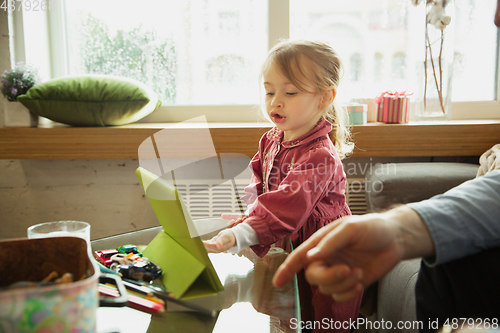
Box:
263 65 326 142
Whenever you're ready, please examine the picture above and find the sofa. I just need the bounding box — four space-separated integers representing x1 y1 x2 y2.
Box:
359 162 480 333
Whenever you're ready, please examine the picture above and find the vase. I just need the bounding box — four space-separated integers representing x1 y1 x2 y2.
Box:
415 0 455 122
2 100 39 127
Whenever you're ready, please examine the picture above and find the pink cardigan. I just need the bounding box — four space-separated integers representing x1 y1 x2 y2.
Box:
242 118 351 257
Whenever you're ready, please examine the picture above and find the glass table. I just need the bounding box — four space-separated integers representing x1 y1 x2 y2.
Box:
92 227 300 333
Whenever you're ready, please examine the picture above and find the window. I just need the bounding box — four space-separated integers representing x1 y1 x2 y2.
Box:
11 0 500 122
290 0 499 107
218 12 240 36
392 52 406 81
61 0 267 107
373 52 384 82
453 0 498 102
349 53 362 82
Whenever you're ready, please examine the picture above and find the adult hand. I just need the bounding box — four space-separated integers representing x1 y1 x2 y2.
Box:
203 229 237 253
272 206 434 302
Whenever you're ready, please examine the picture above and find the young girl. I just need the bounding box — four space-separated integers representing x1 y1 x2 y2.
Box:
204 40 361 332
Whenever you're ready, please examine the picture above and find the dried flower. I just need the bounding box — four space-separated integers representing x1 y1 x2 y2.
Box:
427 0 452 30
1 63 39 102
411 0 453 114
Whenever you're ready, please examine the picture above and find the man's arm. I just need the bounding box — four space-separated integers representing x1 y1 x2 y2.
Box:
274 170 500 302
409 169 500 266
272 206 434 302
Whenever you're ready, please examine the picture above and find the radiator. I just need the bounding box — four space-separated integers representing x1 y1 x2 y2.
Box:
176 179 248 219
346 178 367 215
176 177 367 219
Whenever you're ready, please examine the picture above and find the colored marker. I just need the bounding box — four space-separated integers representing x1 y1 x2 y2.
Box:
98 283 165 314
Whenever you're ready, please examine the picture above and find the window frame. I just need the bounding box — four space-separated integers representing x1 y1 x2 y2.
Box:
9 0 500 123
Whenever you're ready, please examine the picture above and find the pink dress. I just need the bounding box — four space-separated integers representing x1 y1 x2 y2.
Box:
242 118 363 332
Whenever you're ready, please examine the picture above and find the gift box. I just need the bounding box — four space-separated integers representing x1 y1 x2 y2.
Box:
346 103 367 125
373 91 411 124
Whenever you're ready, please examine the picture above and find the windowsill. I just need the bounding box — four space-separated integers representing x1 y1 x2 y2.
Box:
1 120 500 159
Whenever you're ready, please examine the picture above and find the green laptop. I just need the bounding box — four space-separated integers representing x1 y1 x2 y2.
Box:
136 167 224 300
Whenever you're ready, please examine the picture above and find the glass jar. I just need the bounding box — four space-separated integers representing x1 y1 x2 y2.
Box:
415 0 455 121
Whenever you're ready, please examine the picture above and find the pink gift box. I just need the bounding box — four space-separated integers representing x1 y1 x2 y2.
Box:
373 91 411 124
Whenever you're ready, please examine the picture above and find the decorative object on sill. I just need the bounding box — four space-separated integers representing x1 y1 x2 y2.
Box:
412 0 455 121
374 91 412 124
351 98 378 123
1 62 40 127
2 100 39 127
345 103 367 125
18 75 162 127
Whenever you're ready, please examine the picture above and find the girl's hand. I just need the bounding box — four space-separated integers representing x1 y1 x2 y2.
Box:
222 213 248 228
203 229 237 253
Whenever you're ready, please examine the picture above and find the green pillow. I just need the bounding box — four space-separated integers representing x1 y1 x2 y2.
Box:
18 75 161 126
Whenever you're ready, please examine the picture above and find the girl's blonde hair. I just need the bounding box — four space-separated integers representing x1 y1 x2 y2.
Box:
261 40 354 158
